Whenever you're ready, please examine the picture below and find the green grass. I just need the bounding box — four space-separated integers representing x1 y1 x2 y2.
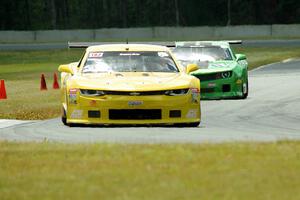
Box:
1 47 300 119
0 49 83 119
233 47 300 70
0 141 299 200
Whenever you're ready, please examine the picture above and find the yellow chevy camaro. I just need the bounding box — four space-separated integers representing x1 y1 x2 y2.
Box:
58 44 201 126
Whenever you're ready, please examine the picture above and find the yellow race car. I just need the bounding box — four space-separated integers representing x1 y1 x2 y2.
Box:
58 43 201 127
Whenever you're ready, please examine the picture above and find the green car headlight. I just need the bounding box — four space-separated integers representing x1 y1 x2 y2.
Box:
221 71 232 79
165 89 189 96
80 89 105 96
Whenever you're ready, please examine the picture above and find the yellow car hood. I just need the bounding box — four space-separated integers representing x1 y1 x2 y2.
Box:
72 72 193 91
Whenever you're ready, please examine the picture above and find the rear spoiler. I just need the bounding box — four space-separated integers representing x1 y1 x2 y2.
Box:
226 40 242 44
68 41 176 48
68 40 242 49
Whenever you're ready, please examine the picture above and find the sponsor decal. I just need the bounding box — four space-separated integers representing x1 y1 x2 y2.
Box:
128 101 143 106
89 52 103 58
208 83 216 87
191 88 200 103
186 109 198 119
70 110 83 119
69 94 77 104
69 88 77 94
120 53 140 56
129 92 141 96
69 89 78 104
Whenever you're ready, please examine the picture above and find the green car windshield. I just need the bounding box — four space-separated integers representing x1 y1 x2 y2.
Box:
172 46 233 68
82 51 179 73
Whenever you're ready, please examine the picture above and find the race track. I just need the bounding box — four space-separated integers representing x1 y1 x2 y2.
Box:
0 60 300 143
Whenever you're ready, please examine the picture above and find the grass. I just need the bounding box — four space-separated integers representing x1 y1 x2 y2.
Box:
233 47 300 70
1 47 300 119
0 141 299 200
0 49 83 119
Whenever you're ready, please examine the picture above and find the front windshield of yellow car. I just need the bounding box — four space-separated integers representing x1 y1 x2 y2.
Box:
82 51 179 73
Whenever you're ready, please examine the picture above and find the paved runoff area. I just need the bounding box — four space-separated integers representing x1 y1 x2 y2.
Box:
0 60 300 143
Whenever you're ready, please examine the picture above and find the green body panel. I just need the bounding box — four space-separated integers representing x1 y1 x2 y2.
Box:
190 60 248 99
173 41 248 99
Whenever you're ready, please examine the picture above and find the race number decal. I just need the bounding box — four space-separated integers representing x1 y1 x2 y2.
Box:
89 52 103 58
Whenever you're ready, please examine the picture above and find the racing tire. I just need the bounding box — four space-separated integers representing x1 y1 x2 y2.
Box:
176 122 200 127
241 80 248 99
61 107 68 126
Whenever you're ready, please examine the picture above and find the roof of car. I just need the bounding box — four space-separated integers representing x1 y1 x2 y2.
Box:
175 41 230 48
86 44 170 52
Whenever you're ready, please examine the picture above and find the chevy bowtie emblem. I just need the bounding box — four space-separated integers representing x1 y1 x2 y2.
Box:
129 92 140 96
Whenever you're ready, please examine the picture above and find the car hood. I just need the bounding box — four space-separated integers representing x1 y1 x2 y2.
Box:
191 61 238 75
70 72 193 91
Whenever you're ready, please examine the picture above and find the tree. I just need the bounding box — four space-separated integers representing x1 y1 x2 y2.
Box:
174 0 180 26
227 0 231 26
50 0 57 29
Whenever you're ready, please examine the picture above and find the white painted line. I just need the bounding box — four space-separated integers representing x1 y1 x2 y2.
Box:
0 119 33 129
251 58 300 72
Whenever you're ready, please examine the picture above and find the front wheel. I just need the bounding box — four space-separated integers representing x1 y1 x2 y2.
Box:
61 107 68 126
241 80 248 99
175 122 200 127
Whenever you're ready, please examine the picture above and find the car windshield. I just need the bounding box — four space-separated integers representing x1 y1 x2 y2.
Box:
172 46 233 68
82 51 179 73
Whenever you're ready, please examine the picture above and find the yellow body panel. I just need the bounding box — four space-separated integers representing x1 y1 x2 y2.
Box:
60 44 201 126
66 91 200 125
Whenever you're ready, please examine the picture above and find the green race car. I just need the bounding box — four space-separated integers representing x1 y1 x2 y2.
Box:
172 41 248 99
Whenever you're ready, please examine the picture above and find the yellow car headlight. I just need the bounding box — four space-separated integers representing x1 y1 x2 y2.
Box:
80 89 105 96
165 89 189 96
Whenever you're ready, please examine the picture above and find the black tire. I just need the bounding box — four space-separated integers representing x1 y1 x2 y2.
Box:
61 107 68 126
175 122 200 127
241 80 248 99
187 122 201 127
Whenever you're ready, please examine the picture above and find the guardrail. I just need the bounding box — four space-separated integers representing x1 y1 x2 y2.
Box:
0 24 299 43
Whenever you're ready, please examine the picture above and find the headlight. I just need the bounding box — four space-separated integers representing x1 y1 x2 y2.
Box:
80 89 105 96
165 89 189 96
221 71 232 79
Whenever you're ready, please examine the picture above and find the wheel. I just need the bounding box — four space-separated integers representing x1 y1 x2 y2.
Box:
175 122 200 127
61 107 68 126
241 80 248 99
186 122 200 127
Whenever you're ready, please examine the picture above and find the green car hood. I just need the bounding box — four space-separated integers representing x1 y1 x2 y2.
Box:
190 61 238 75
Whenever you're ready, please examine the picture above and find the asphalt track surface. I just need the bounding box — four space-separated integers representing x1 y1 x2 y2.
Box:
0 60 300 143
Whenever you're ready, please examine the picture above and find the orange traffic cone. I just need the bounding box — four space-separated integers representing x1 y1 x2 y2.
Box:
53 72 59 89
0 80 7 99
40 74 47 90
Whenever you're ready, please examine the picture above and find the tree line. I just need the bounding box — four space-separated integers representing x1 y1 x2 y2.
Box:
0 0 299 30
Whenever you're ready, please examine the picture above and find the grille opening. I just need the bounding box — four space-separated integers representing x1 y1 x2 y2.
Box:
109 109 162 120
88 110 101 118
222 84 231 92
169 110 181 118
201 88 215 93
196 74 218 82
195 71 232 82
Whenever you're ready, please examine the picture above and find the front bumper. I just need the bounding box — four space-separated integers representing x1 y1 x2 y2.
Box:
198 77 243 99
65 92 201 125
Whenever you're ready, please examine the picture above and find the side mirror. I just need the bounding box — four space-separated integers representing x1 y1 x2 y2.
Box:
58 64 73 75
236 54 246 61
186 64 199 73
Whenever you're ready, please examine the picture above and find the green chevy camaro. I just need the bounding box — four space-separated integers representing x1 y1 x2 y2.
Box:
172 41 248 99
